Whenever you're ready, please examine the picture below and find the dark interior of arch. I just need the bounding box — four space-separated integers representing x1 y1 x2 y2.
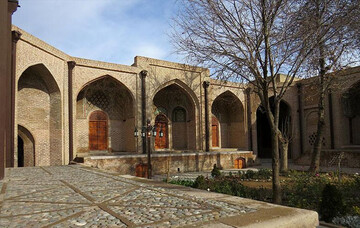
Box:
342 81 360 144
18 64 60 94
17 125 35 167
342 81 360 117
256 98 291 158
211 91 244 123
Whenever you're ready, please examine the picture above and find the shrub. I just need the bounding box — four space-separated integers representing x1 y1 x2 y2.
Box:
244 170 255 179
282 172 329 210
332 216 360 228
256 168 272 180
193 175 207 189
211 164 221 178
169 179 195 187
320 184 345 222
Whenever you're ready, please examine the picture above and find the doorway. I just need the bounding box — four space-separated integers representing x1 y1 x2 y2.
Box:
212 116 219 147
89 111 108 150
155 114 168 149
18 136 24 167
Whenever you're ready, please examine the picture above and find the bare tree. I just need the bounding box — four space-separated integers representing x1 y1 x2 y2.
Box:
296 0 360 173
172 0 314 204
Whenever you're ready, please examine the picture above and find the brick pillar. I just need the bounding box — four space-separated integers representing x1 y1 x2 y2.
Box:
67 61 76 163
140 70 147 154
0 0 18 180
246 88 253 151
9 30 21 168
203 81 210 152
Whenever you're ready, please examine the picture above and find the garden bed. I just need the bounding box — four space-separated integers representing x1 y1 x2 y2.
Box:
168 169 360 228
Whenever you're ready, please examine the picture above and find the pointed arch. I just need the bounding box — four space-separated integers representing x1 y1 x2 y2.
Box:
76 75 135 153
76 74 135 104
341 80 360 145
152 79 199 150
18 63 61 95
17 63 62 166
152 79 200 108
211 90 245 149
18 126 35 167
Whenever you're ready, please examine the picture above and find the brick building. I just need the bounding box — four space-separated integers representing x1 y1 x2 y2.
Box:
8 25 360 174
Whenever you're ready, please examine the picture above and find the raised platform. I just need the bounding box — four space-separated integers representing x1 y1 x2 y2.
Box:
83 150 256 175
295 149 360 168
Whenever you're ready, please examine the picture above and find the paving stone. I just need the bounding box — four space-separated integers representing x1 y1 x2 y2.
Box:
0 165 263 227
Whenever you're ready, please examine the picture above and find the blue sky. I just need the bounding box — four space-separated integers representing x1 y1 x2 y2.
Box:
13 0 182 65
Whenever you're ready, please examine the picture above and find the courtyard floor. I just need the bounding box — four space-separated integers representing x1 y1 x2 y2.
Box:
0 165 318 228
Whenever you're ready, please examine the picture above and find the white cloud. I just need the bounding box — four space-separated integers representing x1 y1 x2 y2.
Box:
13 0 182 65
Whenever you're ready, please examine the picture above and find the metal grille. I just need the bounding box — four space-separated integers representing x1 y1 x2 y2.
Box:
308 132 326 146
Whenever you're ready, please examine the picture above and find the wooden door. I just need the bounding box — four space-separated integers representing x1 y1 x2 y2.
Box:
234 158 245 169
89 111 108 150
212 116 219 147
155 114 168 149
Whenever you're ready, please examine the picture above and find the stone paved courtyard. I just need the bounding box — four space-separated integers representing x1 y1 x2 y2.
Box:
0 165 318 227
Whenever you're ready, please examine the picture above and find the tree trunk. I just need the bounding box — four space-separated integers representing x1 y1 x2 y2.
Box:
280 140 288 173
271 129 282 204
309 95 326 173
309 53 327 173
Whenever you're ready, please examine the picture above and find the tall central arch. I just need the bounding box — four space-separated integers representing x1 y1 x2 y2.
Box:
153 81 198 150
211 91 245 149
76 76 135 153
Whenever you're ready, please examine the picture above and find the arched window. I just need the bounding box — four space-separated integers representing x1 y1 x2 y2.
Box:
172 107 186 122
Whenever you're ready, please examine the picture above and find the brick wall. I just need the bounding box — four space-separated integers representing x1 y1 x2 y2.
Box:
84 151 255 175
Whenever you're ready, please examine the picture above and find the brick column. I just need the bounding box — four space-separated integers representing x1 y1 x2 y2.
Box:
9 30 21 167
246 88 253 151
140 70 147 154
203 81 210 152
67 61 76 163
0 0 18 180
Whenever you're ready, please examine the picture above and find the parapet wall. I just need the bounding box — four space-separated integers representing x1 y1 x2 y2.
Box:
84 151 255 175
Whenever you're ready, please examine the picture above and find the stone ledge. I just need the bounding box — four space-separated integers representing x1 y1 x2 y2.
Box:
87 150 253 160
125 175 319 228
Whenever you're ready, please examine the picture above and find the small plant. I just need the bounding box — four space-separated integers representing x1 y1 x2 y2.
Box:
332 216 360 228
256 168 272 180
211 164 221 178
320 184 345 222
244 170 255 179
193 175 207 189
